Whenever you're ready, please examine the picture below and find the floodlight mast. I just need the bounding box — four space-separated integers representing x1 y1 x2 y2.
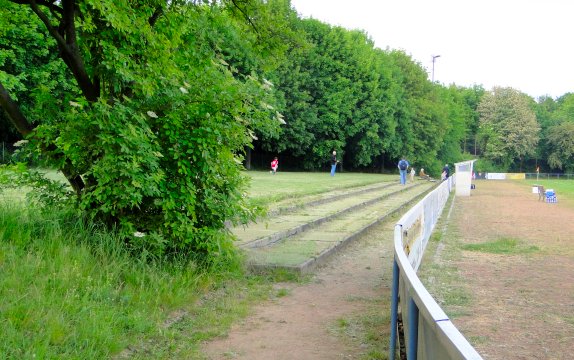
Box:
432 55 441 82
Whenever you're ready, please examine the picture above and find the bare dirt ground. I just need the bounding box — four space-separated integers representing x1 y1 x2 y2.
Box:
451 181 574 360
202 219 397 360
203 180 574 360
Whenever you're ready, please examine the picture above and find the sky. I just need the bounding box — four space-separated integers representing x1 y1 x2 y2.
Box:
289 0 574 99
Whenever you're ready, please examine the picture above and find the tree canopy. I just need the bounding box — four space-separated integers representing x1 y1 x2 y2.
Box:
477 87 539 171
1 0 287 262
2 0 573 264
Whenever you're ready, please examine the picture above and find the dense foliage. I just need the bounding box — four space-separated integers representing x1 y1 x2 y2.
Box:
477 87 540 171
2 0 573 263
1 0 285 262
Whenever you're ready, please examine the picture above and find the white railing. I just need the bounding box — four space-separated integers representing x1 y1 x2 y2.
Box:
389 175 483 360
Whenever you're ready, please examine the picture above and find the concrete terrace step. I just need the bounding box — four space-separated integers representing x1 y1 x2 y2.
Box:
267 180 399 215
234 181 425 248
244 181 438 273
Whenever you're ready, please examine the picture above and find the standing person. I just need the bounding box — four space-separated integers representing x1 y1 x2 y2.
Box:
270 157 279 175
330 150 338 176
442 164 450 180
410 167 415 182
536 166 540 181
398 157 409 185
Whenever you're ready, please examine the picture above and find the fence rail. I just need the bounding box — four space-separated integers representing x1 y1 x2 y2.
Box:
389 175 483 360
524 173 574 180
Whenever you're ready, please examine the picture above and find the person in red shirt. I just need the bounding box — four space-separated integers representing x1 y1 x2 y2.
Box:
270 157 279 175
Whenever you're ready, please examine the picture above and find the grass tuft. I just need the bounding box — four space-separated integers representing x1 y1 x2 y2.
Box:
461 237 539 254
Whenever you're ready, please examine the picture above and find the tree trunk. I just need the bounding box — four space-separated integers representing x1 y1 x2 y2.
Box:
0 81 33 136
0 81 85 195
245 147 251 170
28 0 100 102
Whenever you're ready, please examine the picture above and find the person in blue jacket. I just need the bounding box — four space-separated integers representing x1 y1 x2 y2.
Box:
398 157 409 185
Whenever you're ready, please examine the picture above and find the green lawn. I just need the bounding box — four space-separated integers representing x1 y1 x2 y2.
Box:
245 171 395 206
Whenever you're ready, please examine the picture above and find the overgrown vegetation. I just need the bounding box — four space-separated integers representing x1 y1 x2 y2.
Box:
0 171 384 358
0 201 290 358
1 0 286 261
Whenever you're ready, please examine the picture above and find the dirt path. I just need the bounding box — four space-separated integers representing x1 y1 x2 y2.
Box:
448 181 574 360
202 220 396 359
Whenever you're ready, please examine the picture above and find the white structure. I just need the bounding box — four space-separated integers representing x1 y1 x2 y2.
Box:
454 160 476 196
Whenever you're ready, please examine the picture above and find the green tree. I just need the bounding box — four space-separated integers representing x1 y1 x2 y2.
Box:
435 85 472 165
553 92 574 121
541 93 574 172
1 0 283 262
256 16 473 175
386 50 457 174
477 87 540 171
532 95 558 171
458 85 485 156
546 122 574 172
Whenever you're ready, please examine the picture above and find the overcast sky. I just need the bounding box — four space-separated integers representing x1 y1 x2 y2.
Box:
289 0 574 99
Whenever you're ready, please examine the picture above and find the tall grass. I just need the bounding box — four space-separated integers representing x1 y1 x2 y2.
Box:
0 203 275 359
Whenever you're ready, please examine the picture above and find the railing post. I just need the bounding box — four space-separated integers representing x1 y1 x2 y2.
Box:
389 258 400 360
407 297 419 360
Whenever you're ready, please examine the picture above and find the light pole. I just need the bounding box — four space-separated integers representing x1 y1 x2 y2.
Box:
431 55 441 82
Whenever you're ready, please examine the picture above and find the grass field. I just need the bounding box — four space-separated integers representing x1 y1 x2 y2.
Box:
245 171 395 206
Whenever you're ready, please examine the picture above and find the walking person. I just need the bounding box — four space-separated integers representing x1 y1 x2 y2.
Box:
398 157 409 185
441 163 450 180
410 167 415 182
270 157 279 175
330 150 338 176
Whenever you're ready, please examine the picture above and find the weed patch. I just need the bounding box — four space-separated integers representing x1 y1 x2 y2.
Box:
330 307 391 360
461 237 539 255
418 196 472 317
